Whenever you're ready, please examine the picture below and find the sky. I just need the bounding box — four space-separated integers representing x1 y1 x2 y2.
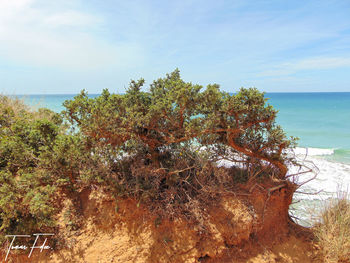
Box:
0 0 349 94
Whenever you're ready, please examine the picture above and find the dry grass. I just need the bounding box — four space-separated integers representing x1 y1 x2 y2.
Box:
0 94 59 121
313 193 350 263
0 94 29 114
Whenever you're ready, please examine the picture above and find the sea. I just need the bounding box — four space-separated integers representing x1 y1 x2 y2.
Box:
15 92 350 226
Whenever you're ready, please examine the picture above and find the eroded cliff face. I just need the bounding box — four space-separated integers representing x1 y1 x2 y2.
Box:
2 182 319 263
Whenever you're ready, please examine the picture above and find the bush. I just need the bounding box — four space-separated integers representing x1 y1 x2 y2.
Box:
314 195 350 263
63 69 296 220
0 95 118 244
0 70 297 244
0 96 62 243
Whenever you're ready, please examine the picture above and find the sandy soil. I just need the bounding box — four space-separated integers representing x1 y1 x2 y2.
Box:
1 186 322 263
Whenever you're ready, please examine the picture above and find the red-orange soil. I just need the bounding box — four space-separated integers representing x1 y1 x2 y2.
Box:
1 183 322 263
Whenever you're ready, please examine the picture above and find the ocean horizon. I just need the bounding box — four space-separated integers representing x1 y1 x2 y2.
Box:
13 92 350 162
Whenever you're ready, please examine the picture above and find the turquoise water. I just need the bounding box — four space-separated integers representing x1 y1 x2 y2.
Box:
15 92 350 163
266 92 350 164
16 94 97 113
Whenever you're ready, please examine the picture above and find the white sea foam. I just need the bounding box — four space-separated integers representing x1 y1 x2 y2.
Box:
291 147 334 156
215 146 350 200
216 147 349 196
291 157 350 198
287 147 350 199
288 151 350 226
215 146 350 225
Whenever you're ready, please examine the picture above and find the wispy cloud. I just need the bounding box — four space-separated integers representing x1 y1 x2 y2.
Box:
43 10 102 28
0 0 144 71
258 57 350 77
0 0 350 93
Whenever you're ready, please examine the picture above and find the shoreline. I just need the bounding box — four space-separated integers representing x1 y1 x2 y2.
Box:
289 149 350 226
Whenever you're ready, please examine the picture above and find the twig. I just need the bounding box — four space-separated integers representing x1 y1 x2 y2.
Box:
268 183 286 193
169 166 195 175
294 189 324 195
289 214 302 222
286 168 313 178
296 173 318 189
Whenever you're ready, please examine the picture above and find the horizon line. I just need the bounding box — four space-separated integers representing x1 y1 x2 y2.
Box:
4 91 350 96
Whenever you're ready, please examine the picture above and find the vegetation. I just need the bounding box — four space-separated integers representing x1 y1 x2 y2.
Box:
63 69 296 219
314 195 350 263
0 96 63 243
0 70 296 246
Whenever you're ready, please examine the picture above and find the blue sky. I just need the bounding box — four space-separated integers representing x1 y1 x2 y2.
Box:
0 0 350 94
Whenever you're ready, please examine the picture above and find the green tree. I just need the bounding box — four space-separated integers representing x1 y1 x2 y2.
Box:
63 69 297 220
64 69 295 179
0 70 297 244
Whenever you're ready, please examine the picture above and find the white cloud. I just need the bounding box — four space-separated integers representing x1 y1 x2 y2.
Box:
294 57 350 70
0 0 144 71
0 0 32 12
43 10 102 28
258 57 350 77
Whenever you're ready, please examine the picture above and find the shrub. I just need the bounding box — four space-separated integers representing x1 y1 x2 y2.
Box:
0 96 62 243
0 70 297 243
0 95 116 245
63 69 297 220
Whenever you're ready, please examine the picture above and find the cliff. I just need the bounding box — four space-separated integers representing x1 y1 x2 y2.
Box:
2 181 321 263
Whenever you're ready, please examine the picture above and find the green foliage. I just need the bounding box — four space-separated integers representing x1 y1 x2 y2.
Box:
64 69 295 178
0 70 297 244
0 96 62 243
63 69 297 220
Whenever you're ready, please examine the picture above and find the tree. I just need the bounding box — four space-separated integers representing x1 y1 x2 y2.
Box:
0 70 297 241
64 69 295 180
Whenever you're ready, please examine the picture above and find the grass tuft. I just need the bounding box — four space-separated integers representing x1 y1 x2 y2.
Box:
314 193 350 263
